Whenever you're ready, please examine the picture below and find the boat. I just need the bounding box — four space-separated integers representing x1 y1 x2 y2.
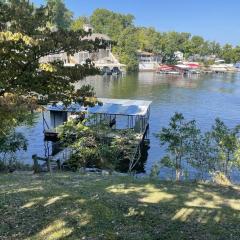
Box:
111 66 121 76
156 65 180 75
188 69 201 74
101 66 112 75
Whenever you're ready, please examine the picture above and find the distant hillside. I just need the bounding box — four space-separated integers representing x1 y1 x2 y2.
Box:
71 9 240 70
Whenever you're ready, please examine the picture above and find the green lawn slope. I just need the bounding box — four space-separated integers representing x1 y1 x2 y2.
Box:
0 173 240 240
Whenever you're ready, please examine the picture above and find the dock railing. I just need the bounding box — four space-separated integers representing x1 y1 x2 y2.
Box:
32 154 61 173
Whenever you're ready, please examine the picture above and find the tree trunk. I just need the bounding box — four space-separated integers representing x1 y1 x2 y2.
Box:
176 168 181 181
225 151 230 178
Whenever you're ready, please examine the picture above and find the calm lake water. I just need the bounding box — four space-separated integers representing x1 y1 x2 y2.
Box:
18 72 240 180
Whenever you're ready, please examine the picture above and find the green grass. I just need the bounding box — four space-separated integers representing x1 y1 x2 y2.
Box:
0 172 240 240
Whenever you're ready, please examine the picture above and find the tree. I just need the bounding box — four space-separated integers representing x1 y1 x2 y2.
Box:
46 0 73 30
0 131 27 171
187 132 216 180
113 27 139 71
90 8 134 41
0 0 104 102
156 114 240 181
58 119 123 171
207 41 221 56
90 8 138 70
156 113 199 181
0 93 36 136
220 44 234 63
232 46 240 63
71 16 89 31
210 118 240 177
0 0 105 166
136 27 162 53
158 32 183 64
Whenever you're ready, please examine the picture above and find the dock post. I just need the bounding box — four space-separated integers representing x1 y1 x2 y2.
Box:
46 158 52 173
32 154 41 173
56 159 61 170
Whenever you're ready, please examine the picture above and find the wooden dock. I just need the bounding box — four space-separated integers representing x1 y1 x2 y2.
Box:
37 98 152 173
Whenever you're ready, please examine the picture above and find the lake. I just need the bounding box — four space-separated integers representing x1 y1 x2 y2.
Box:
18 72 240 180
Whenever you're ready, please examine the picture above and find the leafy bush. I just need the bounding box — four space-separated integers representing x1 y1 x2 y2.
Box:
156 113 240 181
0 131 28 172
156 113 199 181
150 161 161 178
58 119 138 172
211 171 232 186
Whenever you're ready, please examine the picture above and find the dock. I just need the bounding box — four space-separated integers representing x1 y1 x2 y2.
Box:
38 98 151 173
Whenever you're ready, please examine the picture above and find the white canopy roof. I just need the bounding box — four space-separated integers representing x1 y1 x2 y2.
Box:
89 98 151 116
46 98 151 116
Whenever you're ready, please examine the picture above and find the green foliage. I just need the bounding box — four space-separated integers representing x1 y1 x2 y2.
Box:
136 27 162 53
211 171 232 186
0 131 27 153
46 0 73 30
210 118 240 176
113 27 139 71
0 93 36 170
0 0 103 102
0 131 28 171
156 113 199 181
90 9 138 70
0 0 104 135
187 132 216 180
220 44 240 63
159 32 190 63
78 8 240 68
0 94 37 136
71 16 89 31
58 119 120 171
58 118 142 172
156 113 240 182
150 161 162 178
0 0 105 166
90 8 134 41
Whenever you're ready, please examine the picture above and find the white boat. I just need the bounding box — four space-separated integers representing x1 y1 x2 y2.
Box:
157 70 180 75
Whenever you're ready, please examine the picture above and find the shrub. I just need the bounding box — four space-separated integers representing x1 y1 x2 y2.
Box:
211 171 232 186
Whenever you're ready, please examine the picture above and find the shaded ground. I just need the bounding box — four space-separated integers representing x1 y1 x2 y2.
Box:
0 172 240 240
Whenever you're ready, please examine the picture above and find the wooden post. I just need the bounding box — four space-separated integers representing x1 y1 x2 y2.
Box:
46 158 52 173
56 159 61 170
32 154 41 173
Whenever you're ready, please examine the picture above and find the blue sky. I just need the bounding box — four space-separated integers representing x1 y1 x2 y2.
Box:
33 0 240 46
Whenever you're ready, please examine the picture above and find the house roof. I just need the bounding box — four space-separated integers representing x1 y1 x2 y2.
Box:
88 98 151 116
82 33 111 41
137 50 155 56
46 98 152 116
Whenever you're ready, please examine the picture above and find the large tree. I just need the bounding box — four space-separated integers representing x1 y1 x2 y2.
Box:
90 8 134 41
0 0 104 102
0 0 105 162
71 16 89 31
46 0 73 30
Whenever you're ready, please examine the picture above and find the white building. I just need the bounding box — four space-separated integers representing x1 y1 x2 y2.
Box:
137 50 162 71
40 24 125 71
174 51 184 61
83 24 93 32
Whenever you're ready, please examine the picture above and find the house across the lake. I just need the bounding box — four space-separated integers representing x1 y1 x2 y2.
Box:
137 50 162 71
40 24 126 72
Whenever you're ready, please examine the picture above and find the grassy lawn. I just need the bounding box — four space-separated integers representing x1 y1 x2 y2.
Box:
0 172 240 240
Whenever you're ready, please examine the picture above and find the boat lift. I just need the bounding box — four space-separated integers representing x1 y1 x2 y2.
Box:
39 98 152 172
